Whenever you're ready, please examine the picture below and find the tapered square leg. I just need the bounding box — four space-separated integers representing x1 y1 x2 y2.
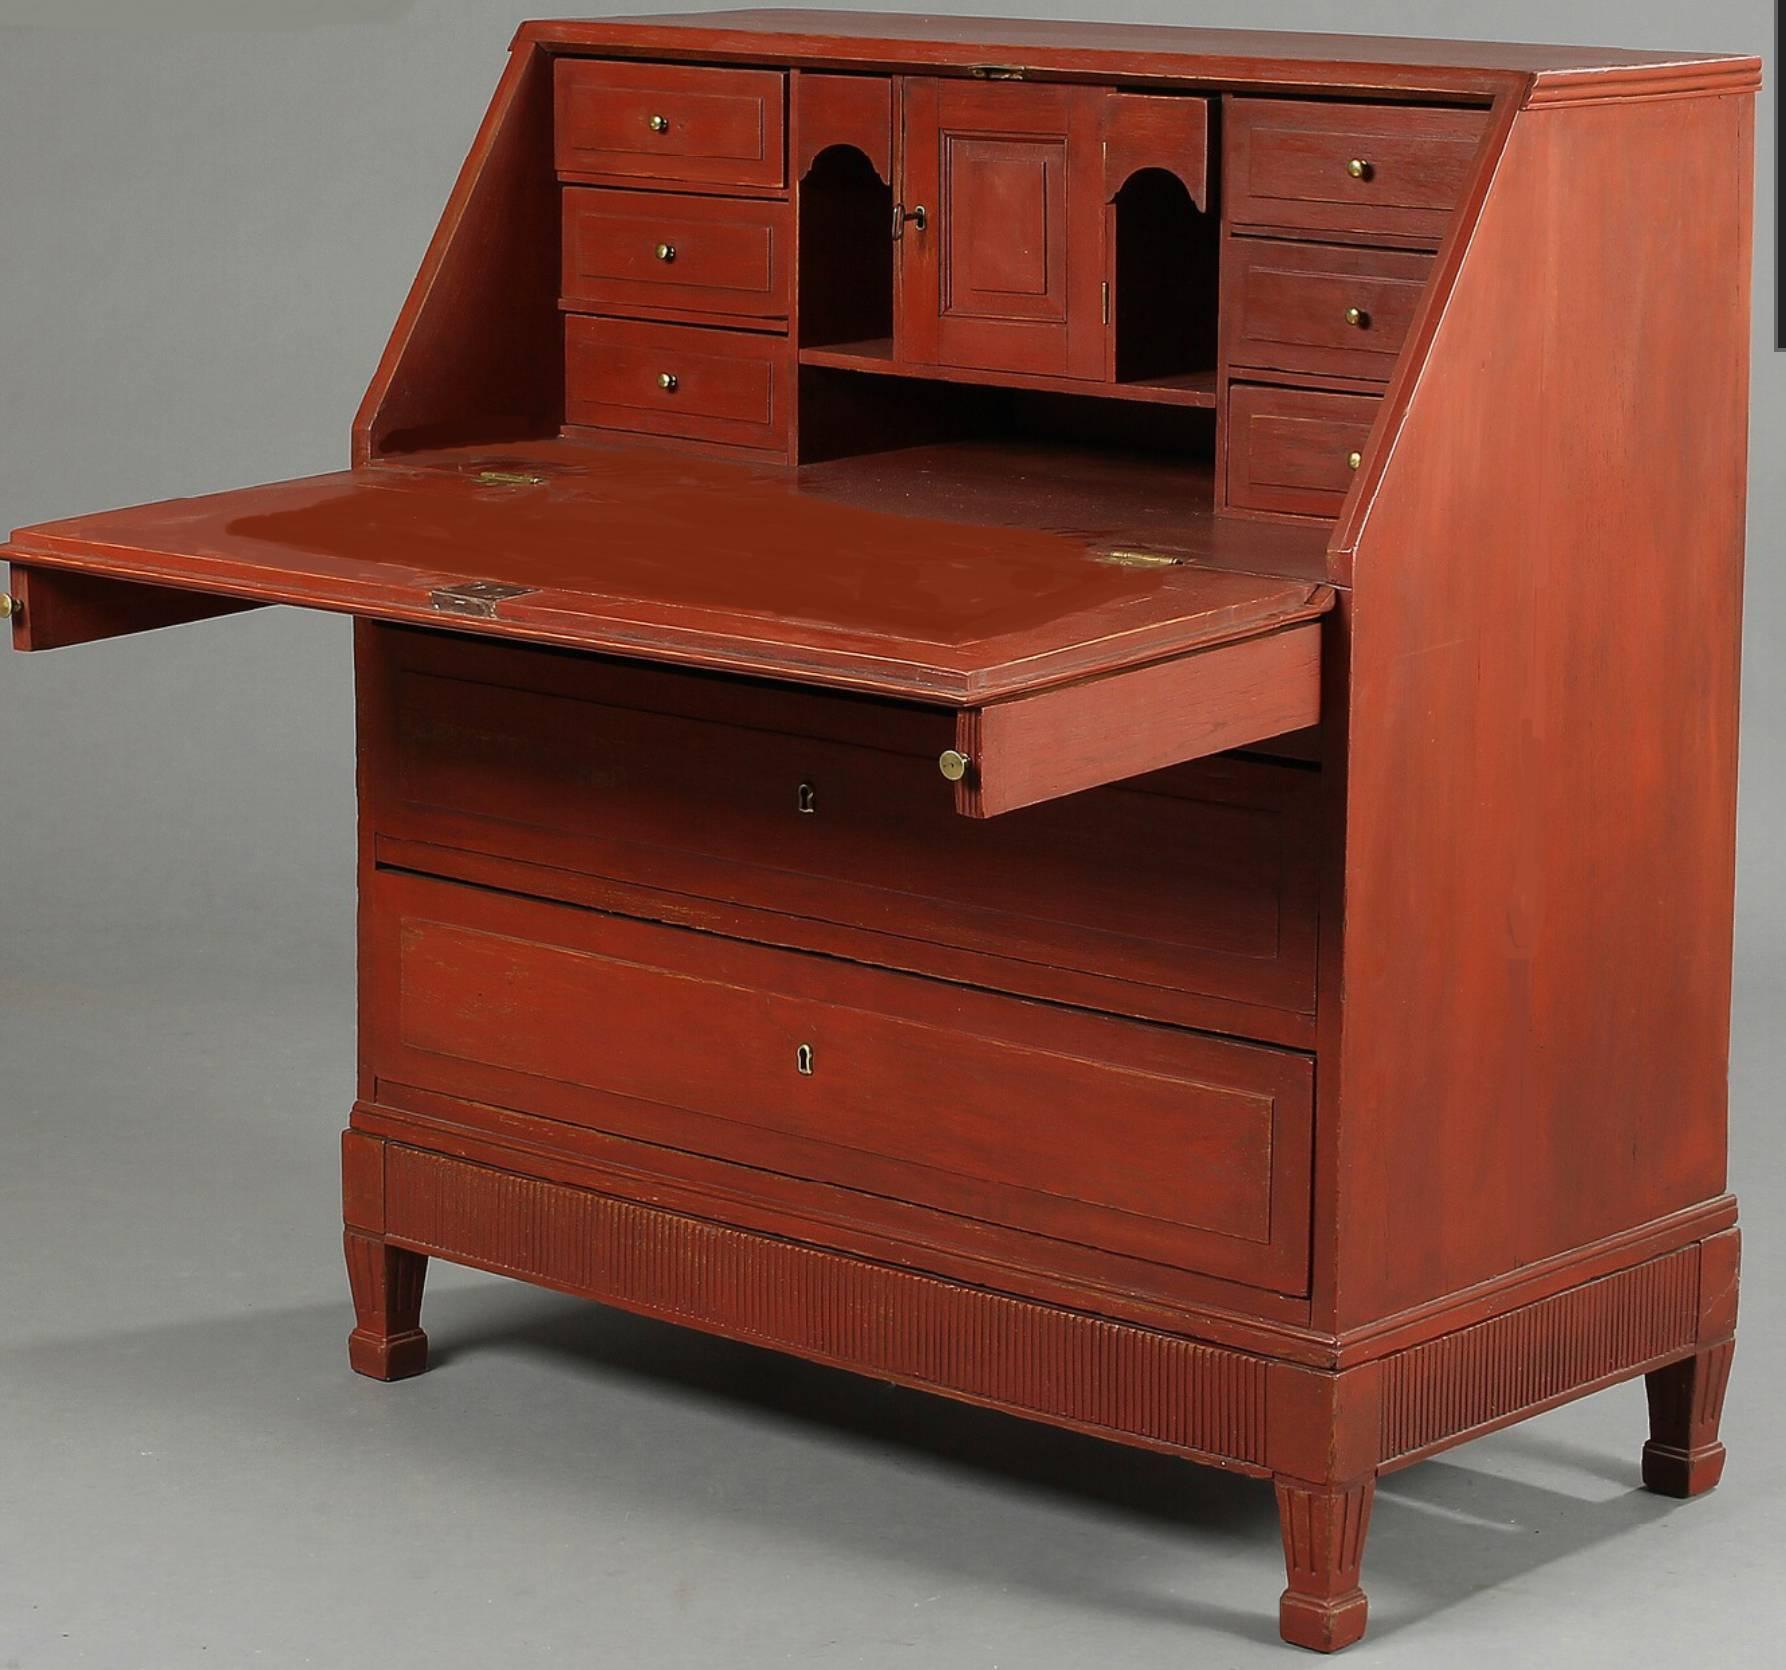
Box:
344 1229 430 1381
1275 1475 1375 1653
1643 1340 1733 1497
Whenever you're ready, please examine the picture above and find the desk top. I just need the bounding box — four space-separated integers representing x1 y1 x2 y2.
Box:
7 439 1333 703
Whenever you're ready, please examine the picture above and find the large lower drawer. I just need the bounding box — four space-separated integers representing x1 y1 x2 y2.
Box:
360 628 1321 1044
364 869 1314 1292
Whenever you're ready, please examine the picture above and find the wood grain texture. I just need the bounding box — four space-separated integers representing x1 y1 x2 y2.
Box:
382 1140 1276 1469
1275 1476 1374 1652
952 620 1324 817
1330 91 1752 1331
794 71 892 182
1102 92 1208 207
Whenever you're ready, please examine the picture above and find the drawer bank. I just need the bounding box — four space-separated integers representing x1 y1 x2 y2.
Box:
3 10 1756 1653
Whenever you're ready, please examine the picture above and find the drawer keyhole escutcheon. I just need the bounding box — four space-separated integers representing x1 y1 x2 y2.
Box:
648 113 670 133
658 372 679 392
655 242 676 263
1346 157 1372 180
1345 306 1369 329
796 781 817 815
795 1043 815 1076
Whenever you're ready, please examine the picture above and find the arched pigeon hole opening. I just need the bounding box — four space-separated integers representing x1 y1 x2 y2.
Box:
799 144 893 349
1111 166 1218 387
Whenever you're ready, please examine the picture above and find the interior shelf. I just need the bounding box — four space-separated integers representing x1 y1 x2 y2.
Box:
797 340 1218 409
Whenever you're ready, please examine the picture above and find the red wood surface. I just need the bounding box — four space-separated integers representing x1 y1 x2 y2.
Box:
1227 385 1380 518
355 43 561 462
361 624 1321 1038
1226 100 1490 245
366 868 1317 1291
794 71 892 181
5 437 1333 701
6 563 261 651
953 621 1322 817
561 188 791 322
1329 91 1752 1332
898 79 1108 380
1103 93 1208 207
1223 239 1434 385
554 57 787 189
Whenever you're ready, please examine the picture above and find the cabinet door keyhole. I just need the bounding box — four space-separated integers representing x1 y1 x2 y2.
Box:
796 781 817 815
795 1043 815 1076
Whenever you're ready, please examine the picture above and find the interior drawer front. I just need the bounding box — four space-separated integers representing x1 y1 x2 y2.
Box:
367 870 1314 1291
555 59 786 188
1227 384 1381 518
1226 99 1489 242
367 633 1320 1036
562 188 791 320
1225 238 1434 382
565 315 788 450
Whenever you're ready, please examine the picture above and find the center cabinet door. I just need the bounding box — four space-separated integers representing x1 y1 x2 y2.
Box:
898 79 1107 379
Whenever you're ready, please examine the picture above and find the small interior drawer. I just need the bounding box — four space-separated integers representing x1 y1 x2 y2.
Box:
555 58 787 188
1224 238 1435 382
564 314 789 451
562 188 791 321
1226 98 1490 243
365 868 1316 1293
1227 383 1381 518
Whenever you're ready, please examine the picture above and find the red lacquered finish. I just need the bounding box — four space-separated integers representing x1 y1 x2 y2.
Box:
4 11 1756 1653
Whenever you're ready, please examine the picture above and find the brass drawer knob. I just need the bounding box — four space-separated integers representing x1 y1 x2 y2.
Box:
938 749 971 783
658 371 679 392
1347 450 1364 472
0 592 16 621
655 242 676 263
795 1043 815 1076
1346 157 1372 180
648 113 670 133
1345 305 1369 329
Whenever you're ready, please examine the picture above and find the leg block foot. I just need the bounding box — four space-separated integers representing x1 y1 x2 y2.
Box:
1276 1475 1375 1653
1643 1340 1733 1499
344 1230 430 1382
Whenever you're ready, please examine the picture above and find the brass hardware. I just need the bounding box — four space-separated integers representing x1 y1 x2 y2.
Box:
893 202 928 239
658 371 679 392
1097 548 1184 570
796 781 817 815
1345 306 1369 329
648 113 670 132
0 592 16 621
938 749 971 783
1347 450 1364 472
795 1043 815 1075
1346 157 1372 180
430 580 537 619
655 242 676 263
972 65 1028 80
1101 280 1110 325
475 469 544 486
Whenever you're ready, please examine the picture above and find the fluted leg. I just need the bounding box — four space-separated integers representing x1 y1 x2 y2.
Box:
1643 1340 1733 1497
345 1229 430 1381
1275 1475 1375 1653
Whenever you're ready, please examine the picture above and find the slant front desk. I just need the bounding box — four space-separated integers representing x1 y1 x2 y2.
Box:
3 11 1757 1652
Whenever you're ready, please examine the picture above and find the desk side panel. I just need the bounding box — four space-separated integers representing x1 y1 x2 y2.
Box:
1329 92 1752 1330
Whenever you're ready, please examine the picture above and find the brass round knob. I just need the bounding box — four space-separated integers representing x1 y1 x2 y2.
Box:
1345 305 1368 329
1346 450 1364 472
0 592 16 621
1346 157 1371 180
938 749 971 783
648 113 670 133
655 242 676 263
658 371 679 392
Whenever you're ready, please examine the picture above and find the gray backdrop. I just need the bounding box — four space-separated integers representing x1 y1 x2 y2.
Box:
1 3 1778 1666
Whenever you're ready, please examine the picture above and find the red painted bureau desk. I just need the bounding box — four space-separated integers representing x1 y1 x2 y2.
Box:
2 11 1758 1652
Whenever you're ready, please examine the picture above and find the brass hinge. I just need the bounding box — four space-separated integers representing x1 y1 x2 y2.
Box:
972 64 1028 80
1102 281 1110 325
429 580 537 619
